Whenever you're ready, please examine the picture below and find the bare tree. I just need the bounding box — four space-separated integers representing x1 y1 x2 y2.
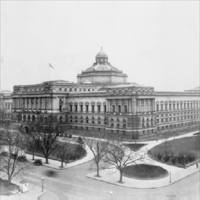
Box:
35 116 61 164
85 139 108 177
0 123 24 183
22 116 61 164
105 141 144 183
57 142 72 168
22 124 40 160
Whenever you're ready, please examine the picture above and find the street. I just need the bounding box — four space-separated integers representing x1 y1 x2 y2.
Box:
22 160 200 200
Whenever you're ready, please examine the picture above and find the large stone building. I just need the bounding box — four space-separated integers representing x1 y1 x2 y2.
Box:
12 49 200 138
0 90 13 123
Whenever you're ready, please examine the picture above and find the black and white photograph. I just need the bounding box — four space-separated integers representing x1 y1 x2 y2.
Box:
0 0 199 200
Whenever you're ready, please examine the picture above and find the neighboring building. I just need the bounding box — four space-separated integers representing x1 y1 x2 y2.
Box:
12 49 200 138
0 90 13 123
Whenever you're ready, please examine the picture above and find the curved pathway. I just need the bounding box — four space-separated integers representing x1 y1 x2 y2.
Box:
87 131 200 188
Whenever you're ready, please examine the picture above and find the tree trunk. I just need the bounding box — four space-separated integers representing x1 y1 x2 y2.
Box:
8 175 12 184
32 152 35 160
96 163 100 177
119 170 123 183
61 160 64 168
45 156 49 164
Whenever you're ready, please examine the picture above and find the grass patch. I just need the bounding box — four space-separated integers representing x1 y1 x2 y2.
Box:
148 136 200 167
124 143 146 151
27 141 86 163
0 178 19 195
123 164 168 179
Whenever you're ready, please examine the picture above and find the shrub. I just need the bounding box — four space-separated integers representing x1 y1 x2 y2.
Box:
0 151 8 157
17 155 27 162
34 159 43 166
67 145 86 161
77 137 84 145
171 157 177 165
157 153 162 161
163 153 170 163
187 153 195 163
132 133 139 140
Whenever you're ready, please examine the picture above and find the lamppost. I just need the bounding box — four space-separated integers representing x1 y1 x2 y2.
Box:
41 177 45 192
109 191 113 200
169 171 172 184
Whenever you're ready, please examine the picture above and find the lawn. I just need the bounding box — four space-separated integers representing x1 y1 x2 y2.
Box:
124 143 146 151
0 178 19 195
27 141 86 163
148 136 200 167
123 164 168 179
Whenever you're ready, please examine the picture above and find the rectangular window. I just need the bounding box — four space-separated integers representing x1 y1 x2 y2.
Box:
118 105 121 113
92 105 95 113
86 105 89 113
70 105 73 112
112 105 115 112
80 105 83 112
75 105 78 112
98 105 101 113
124 105 128 113
104 105 106 113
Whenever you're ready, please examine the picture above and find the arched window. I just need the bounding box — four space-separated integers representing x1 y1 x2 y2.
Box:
59 116 63 123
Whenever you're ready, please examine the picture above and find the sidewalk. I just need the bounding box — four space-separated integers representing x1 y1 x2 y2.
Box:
26 144 94 169
87 130 200 188
0 182 43 200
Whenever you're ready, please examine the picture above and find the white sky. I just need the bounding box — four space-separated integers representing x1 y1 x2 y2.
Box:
0 0 199 91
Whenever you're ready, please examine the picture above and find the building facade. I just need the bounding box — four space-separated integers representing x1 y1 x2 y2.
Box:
12 50 200 138
0 90 13 123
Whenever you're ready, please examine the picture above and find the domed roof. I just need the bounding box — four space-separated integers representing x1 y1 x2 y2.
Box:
77 48 128 84
84 47 121 73
85 63 120 72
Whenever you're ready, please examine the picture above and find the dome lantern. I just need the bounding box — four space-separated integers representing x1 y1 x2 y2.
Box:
95 47 108 64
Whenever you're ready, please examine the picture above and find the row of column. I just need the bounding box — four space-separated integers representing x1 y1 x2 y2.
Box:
136 99 155 112
13 97 53 110
156 100 200 111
